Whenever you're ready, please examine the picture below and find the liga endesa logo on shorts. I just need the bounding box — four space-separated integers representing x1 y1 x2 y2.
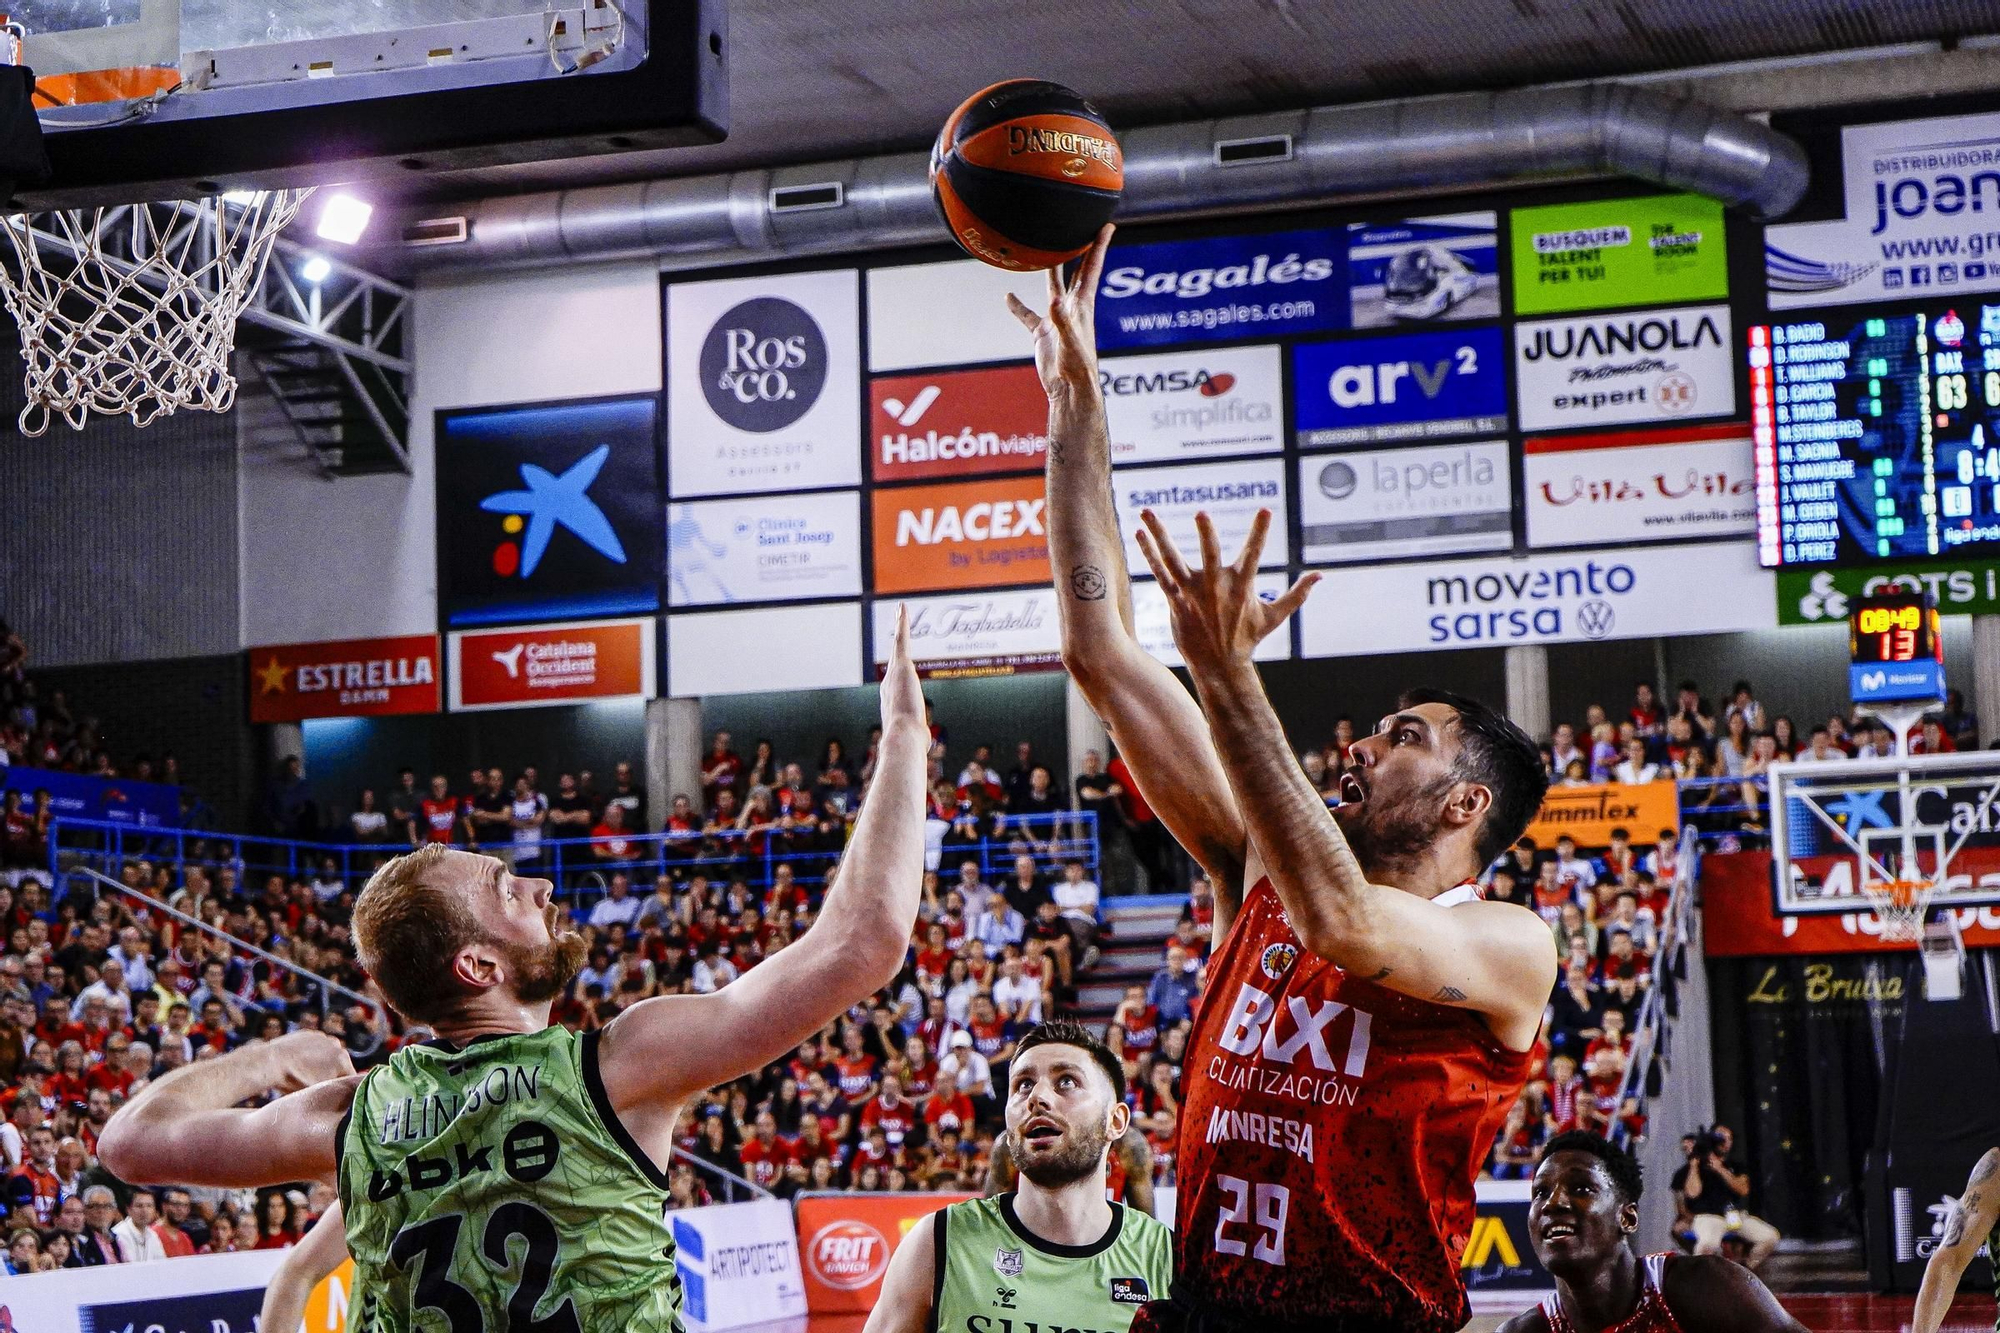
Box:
698 297 828 433
805 1220 891 1290
868 364 1048 482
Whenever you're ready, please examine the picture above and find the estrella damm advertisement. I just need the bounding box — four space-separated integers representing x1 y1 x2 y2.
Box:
1509 193 1729 315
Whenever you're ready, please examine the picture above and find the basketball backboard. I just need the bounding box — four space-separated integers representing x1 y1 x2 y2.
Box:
9 0 726 207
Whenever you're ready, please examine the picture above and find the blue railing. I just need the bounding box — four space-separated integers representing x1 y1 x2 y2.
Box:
1673 774 1771 849
46 810 1100 914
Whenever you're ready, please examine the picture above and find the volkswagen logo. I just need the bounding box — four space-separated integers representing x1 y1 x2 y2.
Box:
1577 600 1615 638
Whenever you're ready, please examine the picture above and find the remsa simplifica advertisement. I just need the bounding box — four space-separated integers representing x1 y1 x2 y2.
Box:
1092 226 1347 351
1509 193 1729 315
1512 304 1736 431
666 491 863 607
1099 344 1283 464
1346 212 1500 327
1296 440 1513 563
1292 326 1508 446
1111 457 1290 571
1766 109 2000 309
1298 541 1775 656
1522 423 1756 549
666 268 862 497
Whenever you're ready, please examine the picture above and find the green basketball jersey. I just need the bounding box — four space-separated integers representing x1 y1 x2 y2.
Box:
338 1026 681 1333
931 1193 1173 1333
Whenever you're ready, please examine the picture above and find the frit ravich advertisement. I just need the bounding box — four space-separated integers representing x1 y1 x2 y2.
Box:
1509 193 1729 315
666 267 862 497
249 635 441 723
1765 109 2000 309
1522 422 1757 549
795 1192 971 1314
449 617 655 711
1513 304 1737 432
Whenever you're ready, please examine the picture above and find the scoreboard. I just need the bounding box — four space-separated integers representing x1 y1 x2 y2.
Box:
1848 590 1945 707
1751 301 2000 568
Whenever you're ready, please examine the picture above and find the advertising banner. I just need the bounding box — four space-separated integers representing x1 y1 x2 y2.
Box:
867 363 1047 483
666 267 862 497
1347 211 1501 327
248 634 441 723
1777 558 2000 625
1513 303 1736 432
1702 850 2000 956
1292 325 1508 446
796 1190 973 1313
1297 439 1513 564
1100 344 1284 464
870 590 1060 678
1766 109 2000 309
436 397 662 628
1133 575 1293 666
1522 422 1757 549
1509 193 1729 315
1461 1182 1556 1296
1111 458 1289 571
667 603 864 697
1298 540 1775 656
871 473 1049 594
448 617 655 711
666 491 863 606
673 1199 809 1331
1093 226 1347 350
1521 781 1680 849
865 258 1046 371
4 765 179 829
0 1248 299 1333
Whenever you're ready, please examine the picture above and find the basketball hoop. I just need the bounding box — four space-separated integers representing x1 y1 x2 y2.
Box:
1867 878 1935 943
0 189 312 435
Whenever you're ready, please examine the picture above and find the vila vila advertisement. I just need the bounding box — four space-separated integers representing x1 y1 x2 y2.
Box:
1296 440 1513 564
1766 108 2000 309
1513 304 1737 432
1509 193 1729 315
1522 422 1757 548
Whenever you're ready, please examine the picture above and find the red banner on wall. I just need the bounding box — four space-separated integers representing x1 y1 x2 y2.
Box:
1703 849 2000 956
869 364 1048 483
248 635 441 723
794 1190 972 1313
448 618 655 711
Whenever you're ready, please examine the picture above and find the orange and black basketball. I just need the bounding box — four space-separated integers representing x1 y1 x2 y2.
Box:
930 79 1123 272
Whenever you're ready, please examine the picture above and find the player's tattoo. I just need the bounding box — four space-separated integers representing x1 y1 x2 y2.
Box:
1432 985 1467 1002
1973 1152 2000 1187
1048 435 1066 463
1364 967 1393 981
1945 1194 1973 1246
1069 565 1108 601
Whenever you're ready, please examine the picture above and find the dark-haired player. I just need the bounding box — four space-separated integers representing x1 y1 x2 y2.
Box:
1499 1132 1807 1333
1016 228 1557 1333
866 1020 1173 1333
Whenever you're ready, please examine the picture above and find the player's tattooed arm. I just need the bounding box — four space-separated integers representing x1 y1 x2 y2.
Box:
1913 1147 2000 1333
1116 1126 1156 1217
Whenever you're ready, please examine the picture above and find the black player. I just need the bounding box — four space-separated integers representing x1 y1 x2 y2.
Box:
1498 1133 1806 1333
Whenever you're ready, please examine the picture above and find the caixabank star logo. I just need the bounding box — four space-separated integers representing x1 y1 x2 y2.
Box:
436 396 662 627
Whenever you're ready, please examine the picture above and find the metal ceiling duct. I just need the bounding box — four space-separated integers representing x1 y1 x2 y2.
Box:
400 82 1808 272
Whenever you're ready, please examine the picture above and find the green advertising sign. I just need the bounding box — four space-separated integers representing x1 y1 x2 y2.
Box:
1509 193 1729 315
1776 559 2000 626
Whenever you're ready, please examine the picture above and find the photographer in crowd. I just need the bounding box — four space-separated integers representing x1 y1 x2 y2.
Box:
1670 1124 1779 1271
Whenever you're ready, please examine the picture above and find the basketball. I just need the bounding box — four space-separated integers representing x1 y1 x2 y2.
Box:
930 79 1123 272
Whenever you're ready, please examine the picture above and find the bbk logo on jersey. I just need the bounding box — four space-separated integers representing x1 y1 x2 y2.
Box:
700 297 828 432
1292 326 1509 447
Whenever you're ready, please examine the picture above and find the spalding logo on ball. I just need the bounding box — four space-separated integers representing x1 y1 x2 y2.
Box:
931 79 1124 272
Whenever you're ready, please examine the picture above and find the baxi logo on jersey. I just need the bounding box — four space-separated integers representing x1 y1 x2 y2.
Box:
1259 943 1298 981
1211 980 1374 1113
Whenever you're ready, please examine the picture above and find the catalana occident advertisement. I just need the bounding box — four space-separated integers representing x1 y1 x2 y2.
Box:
1509 193 1729 315
1092 226 1347 350
1766 109 2000 309
1298 540 1775 656
1513 304 1736 432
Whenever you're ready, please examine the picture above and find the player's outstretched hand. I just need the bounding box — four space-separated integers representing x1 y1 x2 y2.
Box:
1135 508 1318 679
263 1030 357 1094
880 604 924 736
1005 224 1113 402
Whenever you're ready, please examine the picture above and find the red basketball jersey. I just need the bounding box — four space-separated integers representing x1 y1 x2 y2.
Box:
1172 877 1533 1332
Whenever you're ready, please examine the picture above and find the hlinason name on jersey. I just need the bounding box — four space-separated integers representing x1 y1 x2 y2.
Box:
376 1062 544 1146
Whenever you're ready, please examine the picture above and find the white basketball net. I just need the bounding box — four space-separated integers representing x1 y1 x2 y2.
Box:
0 189 313 435
1866 878 1935 944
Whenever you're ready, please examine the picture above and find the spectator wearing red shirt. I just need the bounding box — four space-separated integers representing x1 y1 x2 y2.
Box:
764 864 810 917
859 1075 918 1149
1107 752 1177 891
700 731 742 804
955 762 1004 808
737 1111 795 1190
912 922 955 992
1109 986 1160 1059
1544 1052 1585 1136
155 1187 198 1258
418 774 461 845
916 996 960 1055
1584 1008 1633 1068
900 1036 938 1100
1629 681 1664 741
590 804 639 864
7 1125 59 1225
851 1126 898 1177
924 1085 977 1137
966 995 1014 1067
831 1029 879 1102
1595 930 1652 988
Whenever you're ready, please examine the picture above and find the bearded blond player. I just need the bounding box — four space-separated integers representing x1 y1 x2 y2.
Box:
103 614 932 1331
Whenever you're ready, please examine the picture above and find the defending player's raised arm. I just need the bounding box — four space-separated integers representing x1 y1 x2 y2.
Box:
97 1030 358 1188
861 1211 938 1333
1913 1149 2000 1333
596 609 929 1108
1008 226 1251 929
260 1200 350 1333
1136 510 1552 1050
